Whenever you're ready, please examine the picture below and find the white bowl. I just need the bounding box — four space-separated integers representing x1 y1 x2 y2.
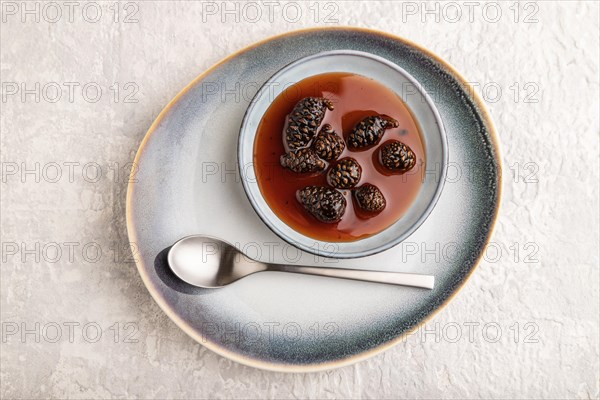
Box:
238 50 447 258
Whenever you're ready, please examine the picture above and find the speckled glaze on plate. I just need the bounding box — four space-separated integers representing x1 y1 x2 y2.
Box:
126 27 502 372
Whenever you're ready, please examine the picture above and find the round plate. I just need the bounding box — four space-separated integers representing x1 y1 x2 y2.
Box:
127 27 501 372
239 49 448 258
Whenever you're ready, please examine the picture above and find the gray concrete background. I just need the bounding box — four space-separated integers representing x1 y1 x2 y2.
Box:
1 1 599 399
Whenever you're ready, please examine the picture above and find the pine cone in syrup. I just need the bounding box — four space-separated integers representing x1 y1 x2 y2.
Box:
280 148 326 173
354 184 386 214
347 115 399 149
380 140 416 173
297 186 346 223
327 157 362 189
313 124 345 161
285 97 334 150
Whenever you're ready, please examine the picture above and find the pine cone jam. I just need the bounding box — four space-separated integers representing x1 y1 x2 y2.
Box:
380 140 416 173
253 72 425 242
280 148 326 173
347 115 399 149
354 184 386 214
297 186 346 223
285 97 334 150
313 124 345 161
327 158 361 189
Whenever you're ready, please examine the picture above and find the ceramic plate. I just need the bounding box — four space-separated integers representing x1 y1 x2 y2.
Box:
127 27 502 372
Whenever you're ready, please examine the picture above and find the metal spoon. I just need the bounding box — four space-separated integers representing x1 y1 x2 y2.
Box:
167 235 434 289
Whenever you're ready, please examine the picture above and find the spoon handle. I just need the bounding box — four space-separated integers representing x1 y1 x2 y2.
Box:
266 264 434 289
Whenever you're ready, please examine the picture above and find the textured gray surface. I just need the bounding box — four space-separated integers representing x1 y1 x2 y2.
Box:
1 1 599 399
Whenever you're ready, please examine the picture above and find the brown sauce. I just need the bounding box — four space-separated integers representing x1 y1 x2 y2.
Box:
253 72 425 242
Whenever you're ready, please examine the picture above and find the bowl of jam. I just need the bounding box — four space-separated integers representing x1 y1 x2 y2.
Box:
239 50 447 258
